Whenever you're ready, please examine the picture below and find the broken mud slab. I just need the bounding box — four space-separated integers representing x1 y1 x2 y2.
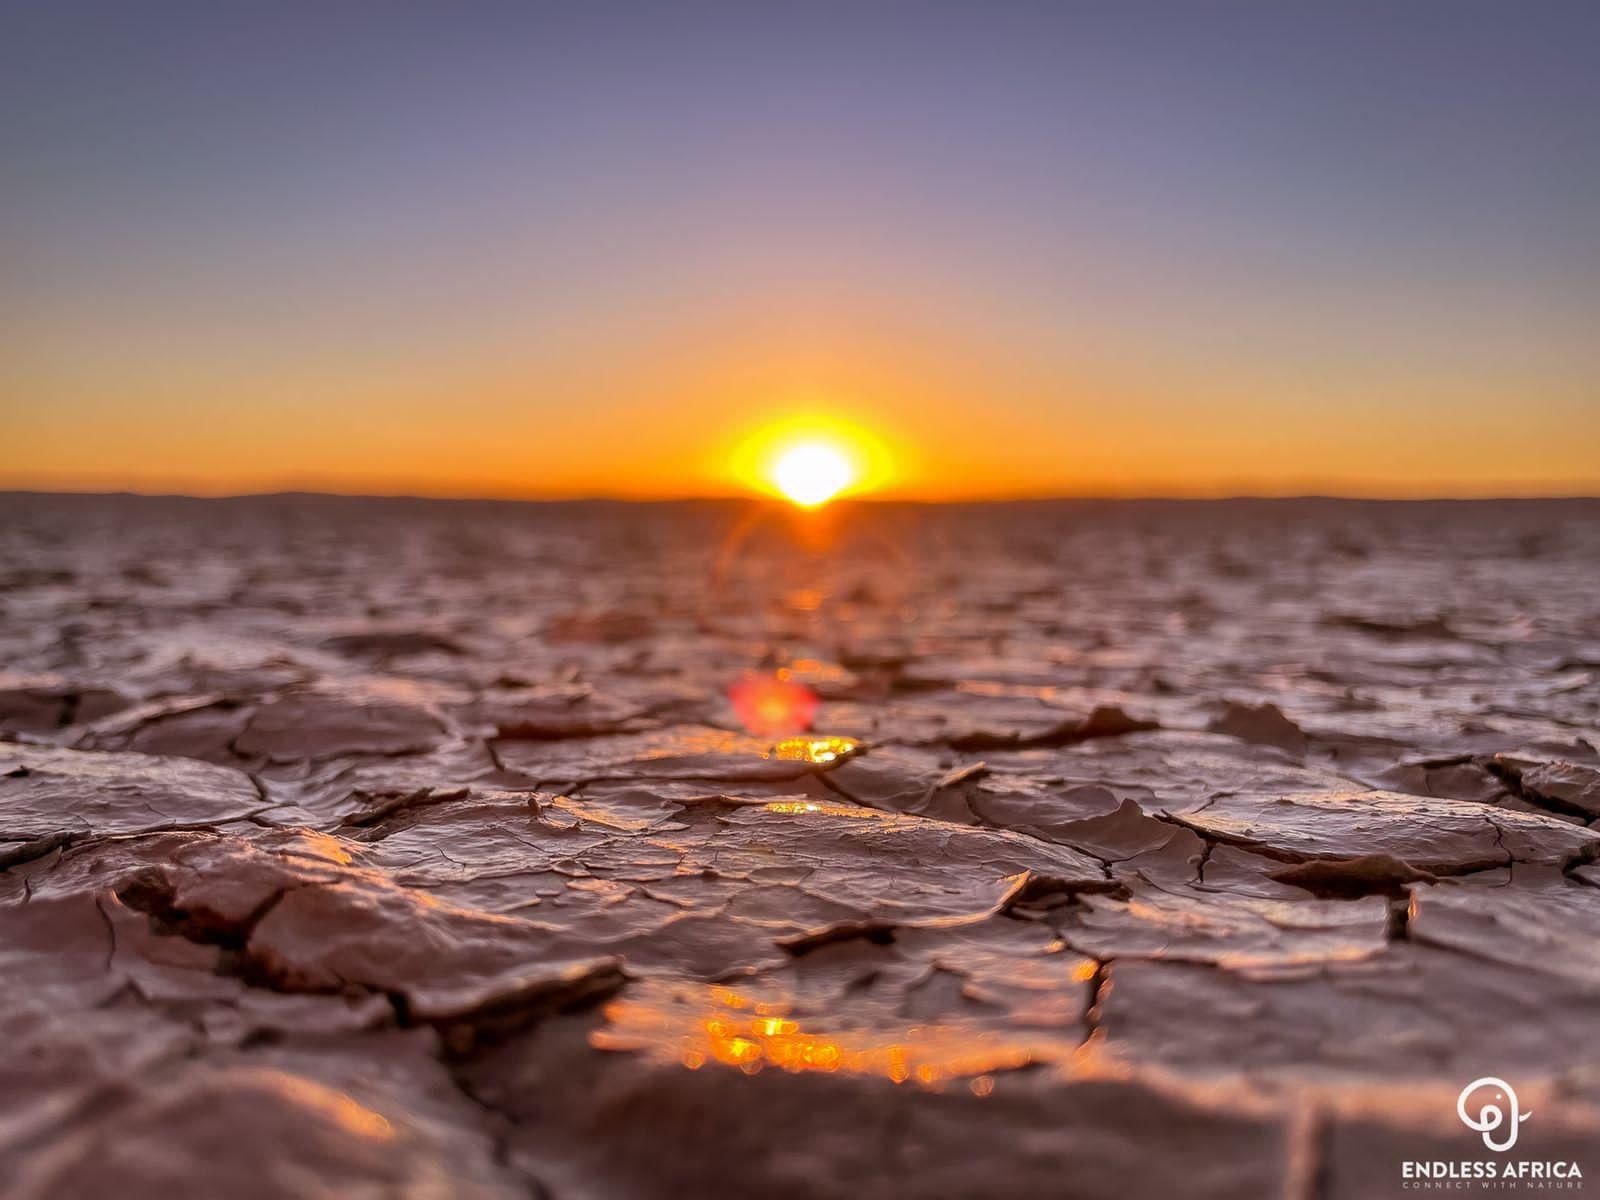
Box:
0 672 130 735
2 494 1599 1196
0 745 265 862
462 1002 1297 1200
1059 883 1392 974
98 831 627 1039
1405 864 1600 989
1491 753 1600 820
7 1045 530 1200
232 684 454 762
330 786 1110 970
1093 941 1600 1088
1166 788 1599 876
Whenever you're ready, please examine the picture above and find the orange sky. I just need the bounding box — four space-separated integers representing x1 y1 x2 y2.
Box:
3 5 1597 500
6 314 1597 499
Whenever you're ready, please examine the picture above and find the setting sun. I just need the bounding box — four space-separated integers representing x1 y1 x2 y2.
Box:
728 416 891 506
770 441 855 507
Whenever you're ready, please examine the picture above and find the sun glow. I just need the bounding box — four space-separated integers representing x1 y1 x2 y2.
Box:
730 417 890 506
770 441 855 507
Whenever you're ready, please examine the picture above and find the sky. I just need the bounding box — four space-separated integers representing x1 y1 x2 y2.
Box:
2 1 1597 499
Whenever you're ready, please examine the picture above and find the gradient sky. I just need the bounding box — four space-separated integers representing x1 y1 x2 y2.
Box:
3 1 1597 498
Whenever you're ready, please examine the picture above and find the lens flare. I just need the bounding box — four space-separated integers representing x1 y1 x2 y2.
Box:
728 672 820 735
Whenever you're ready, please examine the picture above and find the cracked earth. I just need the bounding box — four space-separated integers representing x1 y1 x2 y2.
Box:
2 493 1598 1198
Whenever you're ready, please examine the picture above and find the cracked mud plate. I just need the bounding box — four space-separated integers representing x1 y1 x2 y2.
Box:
2 495 1599 1198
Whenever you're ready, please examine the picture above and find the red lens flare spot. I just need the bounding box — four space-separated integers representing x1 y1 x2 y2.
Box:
728 672 820 736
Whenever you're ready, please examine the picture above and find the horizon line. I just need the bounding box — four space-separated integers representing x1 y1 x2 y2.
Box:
4 487 1599 507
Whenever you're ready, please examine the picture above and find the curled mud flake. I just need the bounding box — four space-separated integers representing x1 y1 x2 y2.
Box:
338 786 472 828
1491 755 1600 820
946 704 1158 752
321 630 465 660
1000 871 1124 917
79 697 256 765
938 761 990 787
1038 798 1175 862
1372 758 1507 805
1268 854 1439 898
777 918 903 955
475 684 649 742
1207 701 1308 756
1168 789 1599 876
822 744 986 823
1322 611 1456 639
763 735 859 765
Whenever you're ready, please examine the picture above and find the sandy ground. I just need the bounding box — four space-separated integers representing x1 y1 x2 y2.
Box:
2 493 1598 1198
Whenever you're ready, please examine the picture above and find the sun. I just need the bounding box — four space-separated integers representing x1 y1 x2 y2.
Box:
769 440 856 508
727 415 890 505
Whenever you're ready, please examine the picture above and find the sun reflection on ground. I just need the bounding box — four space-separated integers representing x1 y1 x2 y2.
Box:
592 981 1062 1092
763 734 859 764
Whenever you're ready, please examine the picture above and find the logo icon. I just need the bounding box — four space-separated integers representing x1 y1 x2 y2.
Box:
1457 1077 1532 1152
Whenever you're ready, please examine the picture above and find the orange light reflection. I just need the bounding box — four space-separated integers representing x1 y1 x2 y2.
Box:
763 735 859 764
593 982 1052 1092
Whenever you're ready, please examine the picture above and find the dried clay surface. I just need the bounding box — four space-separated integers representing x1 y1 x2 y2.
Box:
2 493 1598 1199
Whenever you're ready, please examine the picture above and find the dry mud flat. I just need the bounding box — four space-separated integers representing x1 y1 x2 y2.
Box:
1 493 1598 1199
